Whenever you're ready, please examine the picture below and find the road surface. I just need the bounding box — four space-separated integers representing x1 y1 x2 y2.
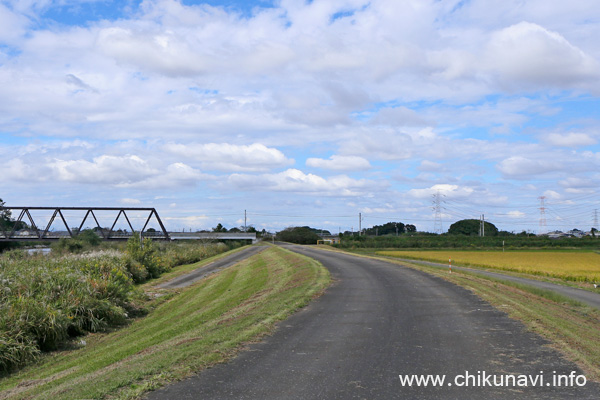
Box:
146 244 598 399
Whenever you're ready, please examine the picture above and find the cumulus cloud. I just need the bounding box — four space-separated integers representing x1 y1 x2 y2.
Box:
2 1 600 232
370 106 430 126
558 176 595 190
0 2 29 43
408 184 474 199
496 156 558 177
306 155 371 171
49 155 156 184
164 143 293 171
506 210 526 218
2 154 210 188
228 168 382 196
541 132 597 147
485 22 600 88
339 129 414 160
418 160 443 172
119 162 210 189
97 27 210 77
120 198 141 205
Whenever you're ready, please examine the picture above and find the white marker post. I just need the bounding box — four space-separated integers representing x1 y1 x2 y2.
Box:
449 258 452 273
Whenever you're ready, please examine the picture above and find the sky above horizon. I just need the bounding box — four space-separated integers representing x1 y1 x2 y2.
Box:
1 0 600 234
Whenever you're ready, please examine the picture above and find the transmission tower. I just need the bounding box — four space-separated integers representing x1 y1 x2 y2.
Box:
538 196 547 234
594 209 598 229
433 191 444 234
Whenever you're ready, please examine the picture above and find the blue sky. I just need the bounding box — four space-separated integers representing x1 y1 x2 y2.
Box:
1 0 600 234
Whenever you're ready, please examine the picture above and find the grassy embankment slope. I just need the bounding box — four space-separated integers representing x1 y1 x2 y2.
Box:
0 245 330 400
337 247 600 382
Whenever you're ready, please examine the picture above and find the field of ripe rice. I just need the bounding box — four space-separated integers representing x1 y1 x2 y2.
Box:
377 250 600 283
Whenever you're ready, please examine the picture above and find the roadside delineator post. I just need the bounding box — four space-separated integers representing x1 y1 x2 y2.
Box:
449 258 452 273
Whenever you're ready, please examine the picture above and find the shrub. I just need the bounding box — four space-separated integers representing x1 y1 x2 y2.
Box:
124 233 165 282
0 251 137 372
0 239 235 372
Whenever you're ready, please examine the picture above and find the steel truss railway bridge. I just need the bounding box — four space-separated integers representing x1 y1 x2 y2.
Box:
0 207 256 243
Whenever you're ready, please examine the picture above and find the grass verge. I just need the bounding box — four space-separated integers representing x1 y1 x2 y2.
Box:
0 245 330 400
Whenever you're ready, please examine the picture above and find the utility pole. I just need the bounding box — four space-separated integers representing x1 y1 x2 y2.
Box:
244 209 247 232
479 214 485 237
594 209 598 229
359 213 362 236
395 223 398 236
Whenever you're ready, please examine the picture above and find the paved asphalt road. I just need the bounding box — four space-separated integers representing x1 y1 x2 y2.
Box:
146 244 598 399
156 246 266 289
388 257 600 310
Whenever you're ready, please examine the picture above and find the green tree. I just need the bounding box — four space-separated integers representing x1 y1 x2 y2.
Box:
365 222 405 236
212 223 227 232
0 199 12 230
448 219 499 236
275 226 321 244
0 198 14 251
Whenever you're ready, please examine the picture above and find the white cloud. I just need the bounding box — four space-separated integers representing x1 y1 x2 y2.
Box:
306 155 371 171
97 27 210 77
2 154 211 189
0 3 28 44
120 198 141 205
164 142 293 172
49 155 155 184
506 210 526 218
418 160 443 172
228 168 382 196
541 132 597 147
371 106 430 126
496 156 557 177
408 184 474 199
340 129 414 160
485 22 600 89
558 176 595 189
1 1 600 233
120 162 210 189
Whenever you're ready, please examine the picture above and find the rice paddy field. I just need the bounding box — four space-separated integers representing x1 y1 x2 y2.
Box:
377 250 600 283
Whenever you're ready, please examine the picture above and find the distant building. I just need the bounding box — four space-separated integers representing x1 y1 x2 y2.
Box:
317 235 341 245
546 230 567 239
567 229 585 238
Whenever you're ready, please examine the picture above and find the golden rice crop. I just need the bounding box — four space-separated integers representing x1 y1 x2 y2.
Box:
377 250 600 283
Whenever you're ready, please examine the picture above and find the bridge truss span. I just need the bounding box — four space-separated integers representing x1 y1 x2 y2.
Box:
0 207 170 242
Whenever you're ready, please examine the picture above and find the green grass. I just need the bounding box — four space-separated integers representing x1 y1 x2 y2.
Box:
146 244 251 287
0 245 330 399
0 240 237 373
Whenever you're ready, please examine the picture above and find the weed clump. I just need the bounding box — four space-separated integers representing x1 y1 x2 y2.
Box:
0 235 236 373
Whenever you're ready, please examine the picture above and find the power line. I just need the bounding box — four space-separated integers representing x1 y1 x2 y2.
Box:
432 191 444 234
